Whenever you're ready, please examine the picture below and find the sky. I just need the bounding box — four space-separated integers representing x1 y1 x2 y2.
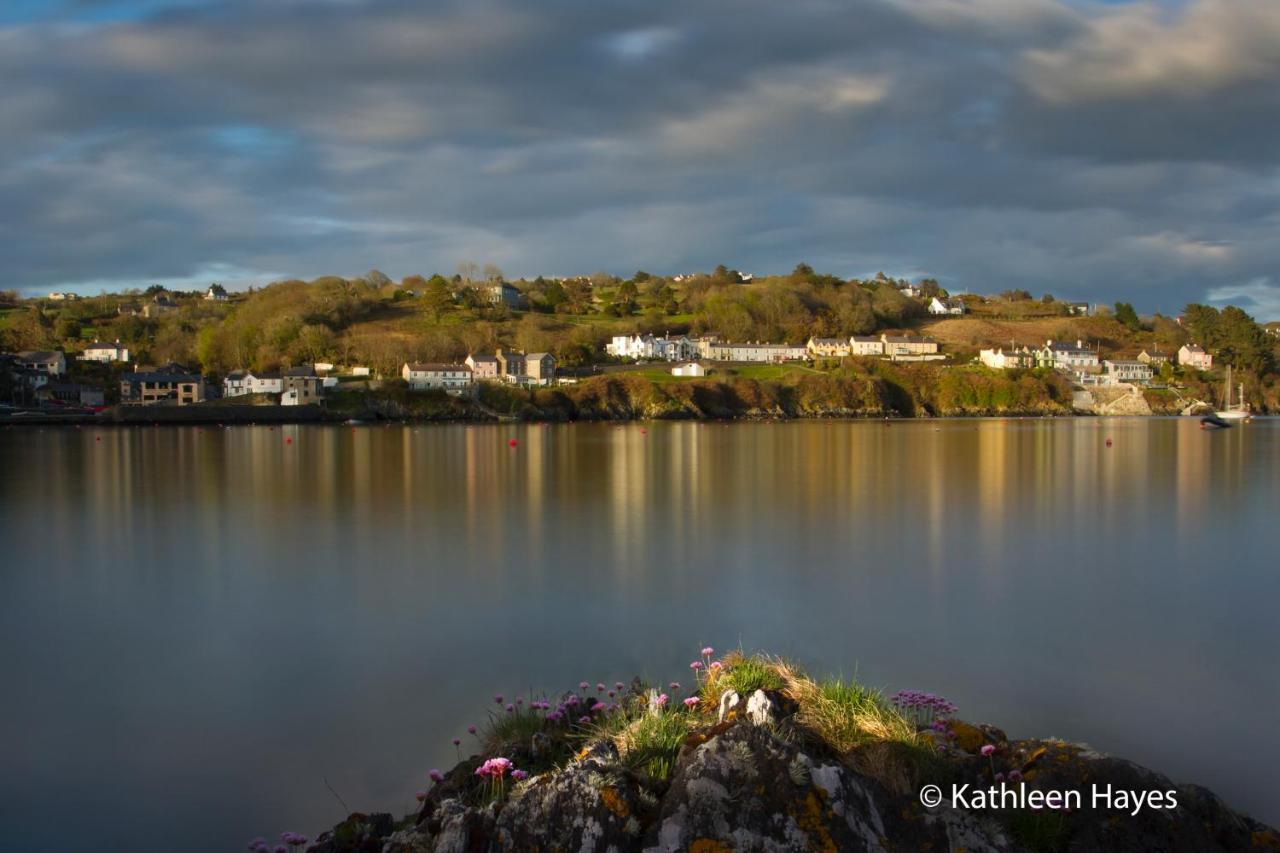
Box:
2 0 1278 318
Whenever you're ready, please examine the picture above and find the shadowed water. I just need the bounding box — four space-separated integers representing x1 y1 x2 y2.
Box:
1 418 1277 851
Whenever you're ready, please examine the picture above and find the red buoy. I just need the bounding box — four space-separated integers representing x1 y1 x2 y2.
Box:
285 437 293 444
1105 438 1113 447
508 438 518 448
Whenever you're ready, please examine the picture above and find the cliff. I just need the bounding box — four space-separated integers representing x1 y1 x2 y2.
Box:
271 653 1276 853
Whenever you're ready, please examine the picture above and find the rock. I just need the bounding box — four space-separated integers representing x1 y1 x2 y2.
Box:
644 720 1012 852
488 739 648 851
745 690 777 726
305 812 396 853
717 690 741 722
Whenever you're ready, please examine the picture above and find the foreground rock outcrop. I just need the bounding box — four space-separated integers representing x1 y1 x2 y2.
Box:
292 655 1278 853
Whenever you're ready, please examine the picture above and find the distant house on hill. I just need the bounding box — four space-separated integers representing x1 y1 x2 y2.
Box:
482 282 523 308
1178 344 1213 370
80 341 130 363
47 292 79 301
142 293 177 318
1067 303 1091 316
927 296 966 316
204 283 228 301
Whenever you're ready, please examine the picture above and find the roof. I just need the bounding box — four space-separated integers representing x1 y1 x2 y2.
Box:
850 336 881 343
882 335 934 344
122 371 202 383
809 337 845 345
526 352 554 360
18 351 62 362
405 362 471 372
467 354 499 363
1182 344 1206 353
1106 360 1147 367
84 341 125 351
284 365 316 377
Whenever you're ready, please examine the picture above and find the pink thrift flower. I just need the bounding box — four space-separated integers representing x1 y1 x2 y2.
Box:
656 693 669 708
511 769 528 781
591 701 607 712
579 681 590 690
980 744 996 757
429 769 444 782
701 647 714 657
690 661 703 671
709 662 722 672
683 697 700 708
414 790 427 802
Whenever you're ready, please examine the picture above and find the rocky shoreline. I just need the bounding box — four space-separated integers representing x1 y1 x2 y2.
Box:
263 652 1277 853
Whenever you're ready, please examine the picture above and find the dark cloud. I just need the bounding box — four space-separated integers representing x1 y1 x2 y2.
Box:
2 0 1278 316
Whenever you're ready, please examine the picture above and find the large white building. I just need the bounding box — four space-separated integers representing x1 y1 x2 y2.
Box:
849 336 884 356
223 371 284 397
1039 340 1100 372
402 363 473 393
1104 360 1154 384
697 341 808 362
928 297 966 315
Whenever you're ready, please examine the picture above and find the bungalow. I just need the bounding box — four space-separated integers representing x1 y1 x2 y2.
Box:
1067 303 1091 316
17 350 66 376
120 364 207 405
807 337 852 358
464 354 500 379
1178 344 1213 370
927 297 966 316
402 362 473 393
525 353 557 386
979 347 1035 370
35 383 104 407
1136 349 1170 366
672 362 707 377
281 365 323 406
47 291 79 301
1038 340 1099 372
881 334 939 357
896 283 922 299
204 283 228 301
80 341 130 363
849 336 884 356
1104 360 1154 384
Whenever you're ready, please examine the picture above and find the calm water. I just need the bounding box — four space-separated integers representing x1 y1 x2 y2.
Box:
1 419 1277 850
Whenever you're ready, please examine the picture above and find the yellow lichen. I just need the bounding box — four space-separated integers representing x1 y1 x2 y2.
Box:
789 790 839 853
600 786 629 819
689 839 734 853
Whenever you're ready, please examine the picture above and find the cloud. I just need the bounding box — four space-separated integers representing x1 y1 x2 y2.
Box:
1206 279 1280 322
0 0 1276 317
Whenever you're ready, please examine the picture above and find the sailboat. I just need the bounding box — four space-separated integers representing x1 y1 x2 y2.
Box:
1215 365 1250 421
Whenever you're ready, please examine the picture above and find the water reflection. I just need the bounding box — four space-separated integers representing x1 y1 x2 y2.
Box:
0 419 1276 852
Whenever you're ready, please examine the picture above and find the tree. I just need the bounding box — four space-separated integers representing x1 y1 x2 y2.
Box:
423 275 455 322
633 270 651 283
1114 302 1141 331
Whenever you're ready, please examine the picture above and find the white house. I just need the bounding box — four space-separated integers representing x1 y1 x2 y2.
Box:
1104 360 1154 384
204 283 228 301
928 296 966 316
351 366 371 377
1039 340 1099 372
849 336 884 356
402 362 473 393
47 292 79 301
223 370 283 397
80 341 130 363
979 347 1035 369
606 334 656 359
1178 344 1213 370
672 362 707 377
